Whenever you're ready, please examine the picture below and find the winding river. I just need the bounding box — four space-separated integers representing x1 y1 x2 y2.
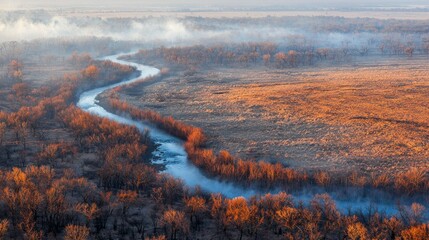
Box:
77 52 422 216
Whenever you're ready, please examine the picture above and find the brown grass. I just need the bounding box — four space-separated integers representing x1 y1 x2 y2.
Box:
119 58 429 175
221 67 429 171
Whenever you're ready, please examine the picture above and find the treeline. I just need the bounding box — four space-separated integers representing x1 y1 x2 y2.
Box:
108 96 429 196
0 37 133 66
1 168 429 240
132 40 427 71
188 16 429 35
67 53 136 98
0 53 137 162
0 52 134 110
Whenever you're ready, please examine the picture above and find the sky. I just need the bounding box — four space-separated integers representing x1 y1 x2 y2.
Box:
1 0 429 10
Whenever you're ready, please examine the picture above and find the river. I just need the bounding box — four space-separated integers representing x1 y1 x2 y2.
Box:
76 52 424 217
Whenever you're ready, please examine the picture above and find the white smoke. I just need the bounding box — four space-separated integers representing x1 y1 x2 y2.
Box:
0 13 313 45
0 16 199 42
0 11 419 51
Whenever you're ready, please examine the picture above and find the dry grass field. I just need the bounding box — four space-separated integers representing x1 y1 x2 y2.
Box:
0 56 75 87
119 57 429 175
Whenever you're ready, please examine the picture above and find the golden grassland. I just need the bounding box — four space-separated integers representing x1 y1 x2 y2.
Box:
120 59 429 175
223 67 429 171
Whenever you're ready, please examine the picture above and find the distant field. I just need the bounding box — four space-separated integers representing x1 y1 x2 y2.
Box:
118 57 429 175
0 57 75 86
60 10 429 20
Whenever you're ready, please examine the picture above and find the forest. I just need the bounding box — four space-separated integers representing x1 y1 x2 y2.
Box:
0 8 429 240
128 38 429 70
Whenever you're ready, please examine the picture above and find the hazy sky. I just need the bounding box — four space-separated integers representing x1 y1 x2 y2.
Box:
1 0 429 10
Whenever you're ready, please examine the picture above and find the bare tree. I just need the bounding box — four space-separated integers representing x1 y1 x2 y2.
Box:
64 225 90 240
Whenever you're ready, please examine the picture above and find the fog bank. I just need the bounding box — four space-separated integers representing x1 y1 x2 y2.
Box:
3 11 426 50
